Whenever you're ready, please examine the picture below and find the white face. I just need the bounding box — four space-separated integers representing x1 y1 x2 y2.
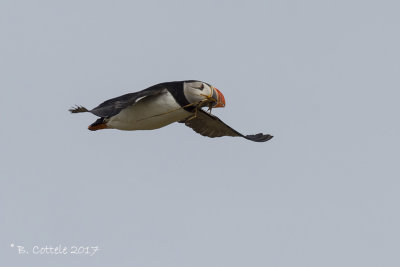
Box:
183 81 214 104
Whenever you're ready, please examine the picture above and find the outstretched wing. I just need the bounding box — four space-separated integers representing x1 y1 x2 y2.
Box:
181 109 273 142
69 85 167 117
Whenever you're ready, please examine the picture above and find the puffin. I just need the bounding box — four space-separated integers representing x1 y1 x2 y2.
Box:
69 80 273 142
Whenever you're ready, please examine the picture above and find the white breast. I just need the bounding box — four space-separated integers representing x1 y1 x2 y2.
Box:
106 91 192 130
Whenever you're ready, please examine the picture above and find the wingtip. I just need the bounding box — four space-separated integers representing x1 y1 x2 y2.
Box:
244 133 273 142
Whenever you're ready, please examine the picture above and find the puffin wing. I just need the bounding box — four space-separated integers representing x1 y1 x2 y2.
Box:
90 86 167 117
181 109 273 142
70 85 167 117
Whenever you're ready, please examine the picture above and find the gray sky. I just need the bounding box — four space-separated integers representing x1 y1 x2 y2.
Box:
1 0 400 266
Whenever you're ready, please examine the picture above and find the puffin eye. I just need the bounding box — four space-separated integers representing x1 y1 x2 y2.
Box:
200 83 204 89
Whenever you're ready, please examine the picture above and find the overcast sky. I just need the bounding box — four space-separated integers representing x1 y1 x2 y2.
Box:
1 0 400 266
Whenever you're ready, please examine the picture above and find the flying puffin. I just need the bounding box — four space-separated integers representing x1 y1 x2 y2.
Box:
69 80 273 142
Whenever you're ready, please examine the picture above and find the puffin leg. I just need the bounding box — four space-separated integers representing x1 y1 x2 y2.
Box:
88 118 108 131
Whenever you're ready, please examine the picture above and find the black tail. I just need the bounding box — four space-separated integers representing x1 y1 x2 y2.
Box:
69 105 89 113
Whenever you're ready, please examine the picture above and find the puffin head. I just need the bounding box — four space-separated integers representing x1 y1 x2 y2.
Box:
183 80 226 108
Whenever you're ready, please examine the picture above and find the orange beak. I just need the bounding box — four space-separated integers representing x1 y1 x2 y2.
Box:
213 88 225 108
